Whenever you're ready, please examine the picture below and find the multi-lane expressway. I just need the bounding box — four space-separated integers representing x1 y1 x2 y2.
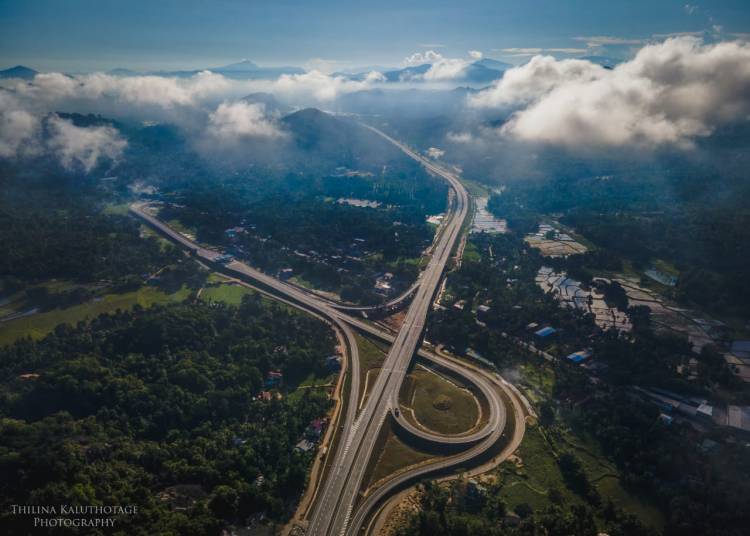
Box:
129 126 524 536
305 127 469 536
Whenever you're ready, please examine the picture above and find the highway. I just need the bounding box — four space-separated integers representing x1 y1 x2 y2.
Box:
129 127 517 536
305 126 469 536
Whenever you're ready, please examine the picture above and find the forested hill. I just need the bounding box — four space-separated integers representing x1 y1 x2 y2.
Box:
0 296 335 534
280 108 417 170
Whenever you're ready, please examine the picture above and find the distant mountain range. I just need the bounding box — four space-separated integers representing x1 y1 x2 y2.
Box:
0 65 38 79
579 56 621 69
0 55 617 86
341 57 512 85
278 108 409 168
103 60 304 79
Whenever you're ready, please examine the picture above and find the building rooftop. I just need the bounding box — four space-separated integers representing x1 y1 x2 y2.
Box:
295 439 315 453
567 350 592 363
535 326 557 337
727 405 750 433
730 341 750 360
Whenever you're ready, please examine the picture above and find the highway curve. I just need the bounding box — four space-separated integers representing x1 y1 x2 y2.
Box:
128 127 523 536
305 125 470 536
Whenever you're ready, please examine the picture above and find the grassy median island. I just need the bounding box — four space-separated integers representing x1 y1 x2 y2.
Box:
364 421 438 491
400 366 480 436
356 334 389 409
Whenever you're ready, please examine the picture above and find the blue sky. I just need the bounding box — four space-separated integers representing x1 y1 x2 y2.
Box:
1 0 749 72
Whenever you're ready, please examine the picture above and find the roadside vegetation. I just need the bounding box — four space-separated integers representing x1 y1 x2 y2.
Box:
0 296 335 534
413 223 750 535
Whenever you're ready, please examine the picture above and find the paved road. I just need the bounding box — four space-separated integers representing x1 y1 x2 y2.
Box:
305 126 469 536
130 128 501 536
131 200 522 533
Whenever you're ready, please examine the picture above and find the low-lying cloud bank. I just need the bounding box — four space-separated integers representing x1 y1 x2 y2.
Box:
207 101 285 140
469 37 750 148
0 91 126 171
0 68 387 170
2 37 749 172
401 50 484 81
47 115 127 172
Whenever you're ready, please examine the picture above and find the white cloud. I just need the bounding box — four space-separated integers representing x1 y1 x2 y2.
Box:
46 115 127 171
573 35 646 48
426 147 444 159
446 131 474 144
1 88 126 170
497 47 588 57
684 4 699 15
402 50 486 81
0 92 41 158
469 55 605 107
304 58 347 75
424 58 472 80
272 70 384 101
207 101 284 139
403 50 444 66
9 70 232 109
470 37 750 149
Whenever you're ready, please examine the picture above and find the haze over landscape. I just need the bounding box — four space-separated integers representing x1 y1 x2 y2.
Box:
1 2 750 536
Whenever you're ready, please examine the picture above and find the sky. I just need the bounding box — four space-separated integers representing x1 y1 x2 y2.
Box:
1 0 749 72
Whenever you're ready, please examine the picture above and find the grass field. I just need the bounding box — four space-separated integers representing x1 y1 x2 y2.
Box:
367 428 436 487
461 178 491 198
139 225 175 251
199 283 255 306
357 334 388 376
462 241 482 263
355 334 389 407
0 285 191 346
502 362 666 529
101 202 131 216
497 425 568 512
402 367 480 435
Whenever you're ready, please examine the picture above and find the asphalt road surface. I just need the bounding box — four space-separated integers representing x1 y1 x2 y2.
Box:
129 128 519 536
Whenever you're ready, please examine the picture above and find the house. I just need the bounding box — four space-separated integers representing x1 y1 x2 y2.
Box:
18 373 40 380
295 439 315 453
729 340 750 362
466 478 487 501
453 300 466 311
477 304 491 314
278 268 294 280
696 403 714 422
266 370 283 387
306 418 327 440
466 348 496 369
658 413 673 425
534 326 557 339
374 277 392 294
224 226 245 239
566 349 592 364
326 355 342 372
526 322 539 330
258 391 273 401
726 405 750 434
